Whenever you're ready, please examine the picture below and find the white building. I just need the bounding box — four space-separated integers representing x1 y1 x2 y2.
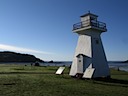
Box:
69 12 110 78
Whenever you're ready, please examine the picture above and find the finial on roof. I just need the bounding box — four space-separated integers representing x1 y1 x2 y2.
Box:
88 10 90 13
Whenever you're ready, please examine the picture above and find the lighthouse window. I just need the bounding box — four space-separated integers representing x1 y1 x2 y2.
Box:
79 60 81 62
96 39 99 44
90 17 95 20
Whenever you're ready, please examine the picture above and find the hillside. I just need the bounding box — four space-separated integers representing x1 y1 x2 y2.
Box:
0 51 44 62
123 60 128 63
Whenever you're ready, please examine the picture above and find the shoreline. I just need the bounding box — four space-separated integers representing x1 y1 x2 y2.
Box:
0 62 128 72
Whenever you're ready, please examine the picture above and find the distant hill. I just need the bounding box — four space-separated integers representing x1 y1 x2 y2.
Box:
0 51 44 63
122 60 128 63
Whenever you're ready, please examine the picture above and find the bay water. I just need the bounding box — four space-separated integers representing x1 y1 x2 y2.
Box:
41 61 128 72
0 61 128 72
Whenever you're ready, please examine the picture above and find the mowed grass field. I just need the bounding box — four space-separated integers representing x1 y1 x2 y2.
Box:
0 64 128 96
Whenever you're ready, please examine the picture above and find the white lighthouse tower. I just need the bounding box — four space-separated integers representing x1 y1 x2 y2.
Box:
69 12 110 78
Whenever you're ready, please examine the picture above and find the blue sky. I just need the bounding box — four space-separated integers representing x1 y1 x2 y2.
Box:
0 0 128 61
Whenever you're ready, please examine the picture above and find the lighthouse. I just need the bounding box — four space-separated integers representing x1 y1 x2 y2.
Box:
69 12 110 78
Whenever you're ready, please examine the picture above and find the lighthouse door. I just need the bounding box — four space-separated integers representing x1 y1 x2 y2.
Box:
76 54 84 74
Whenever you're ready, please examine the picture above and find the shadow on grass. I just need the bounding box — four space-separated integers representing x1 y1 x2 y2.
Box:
0 72 54 74
0 82 16 86
93 78 128 87
13 68 25 70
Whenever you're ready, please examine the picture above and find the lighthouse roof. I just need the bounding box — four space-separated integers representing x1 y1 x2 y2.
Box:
76 54 86 57
80 12 98 18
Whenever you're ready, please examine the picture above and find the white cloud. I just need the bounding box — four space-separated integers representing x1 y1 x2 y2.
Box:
0 44 52 54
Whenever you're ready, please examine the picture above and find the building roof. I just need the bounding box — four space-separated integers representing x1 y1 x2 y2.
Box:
80 12 98 18
76 54 86 57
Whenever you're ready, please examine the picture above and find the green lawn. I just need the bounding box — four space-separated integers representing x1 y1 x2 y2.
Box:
0 64 128 96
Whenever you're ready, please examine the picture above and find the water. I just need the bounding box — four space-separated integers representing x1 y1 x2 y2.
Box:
108 62 128 72
1 61 128 72
40 61 128 72
40 61 72 67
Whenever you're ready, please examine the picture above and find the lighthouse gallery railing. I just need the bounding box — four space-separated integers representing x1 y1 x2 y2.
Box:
73 19 106 30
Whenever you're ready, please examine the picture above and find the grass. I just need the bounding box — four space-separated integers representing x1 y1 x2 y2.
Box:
0 64 128 96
